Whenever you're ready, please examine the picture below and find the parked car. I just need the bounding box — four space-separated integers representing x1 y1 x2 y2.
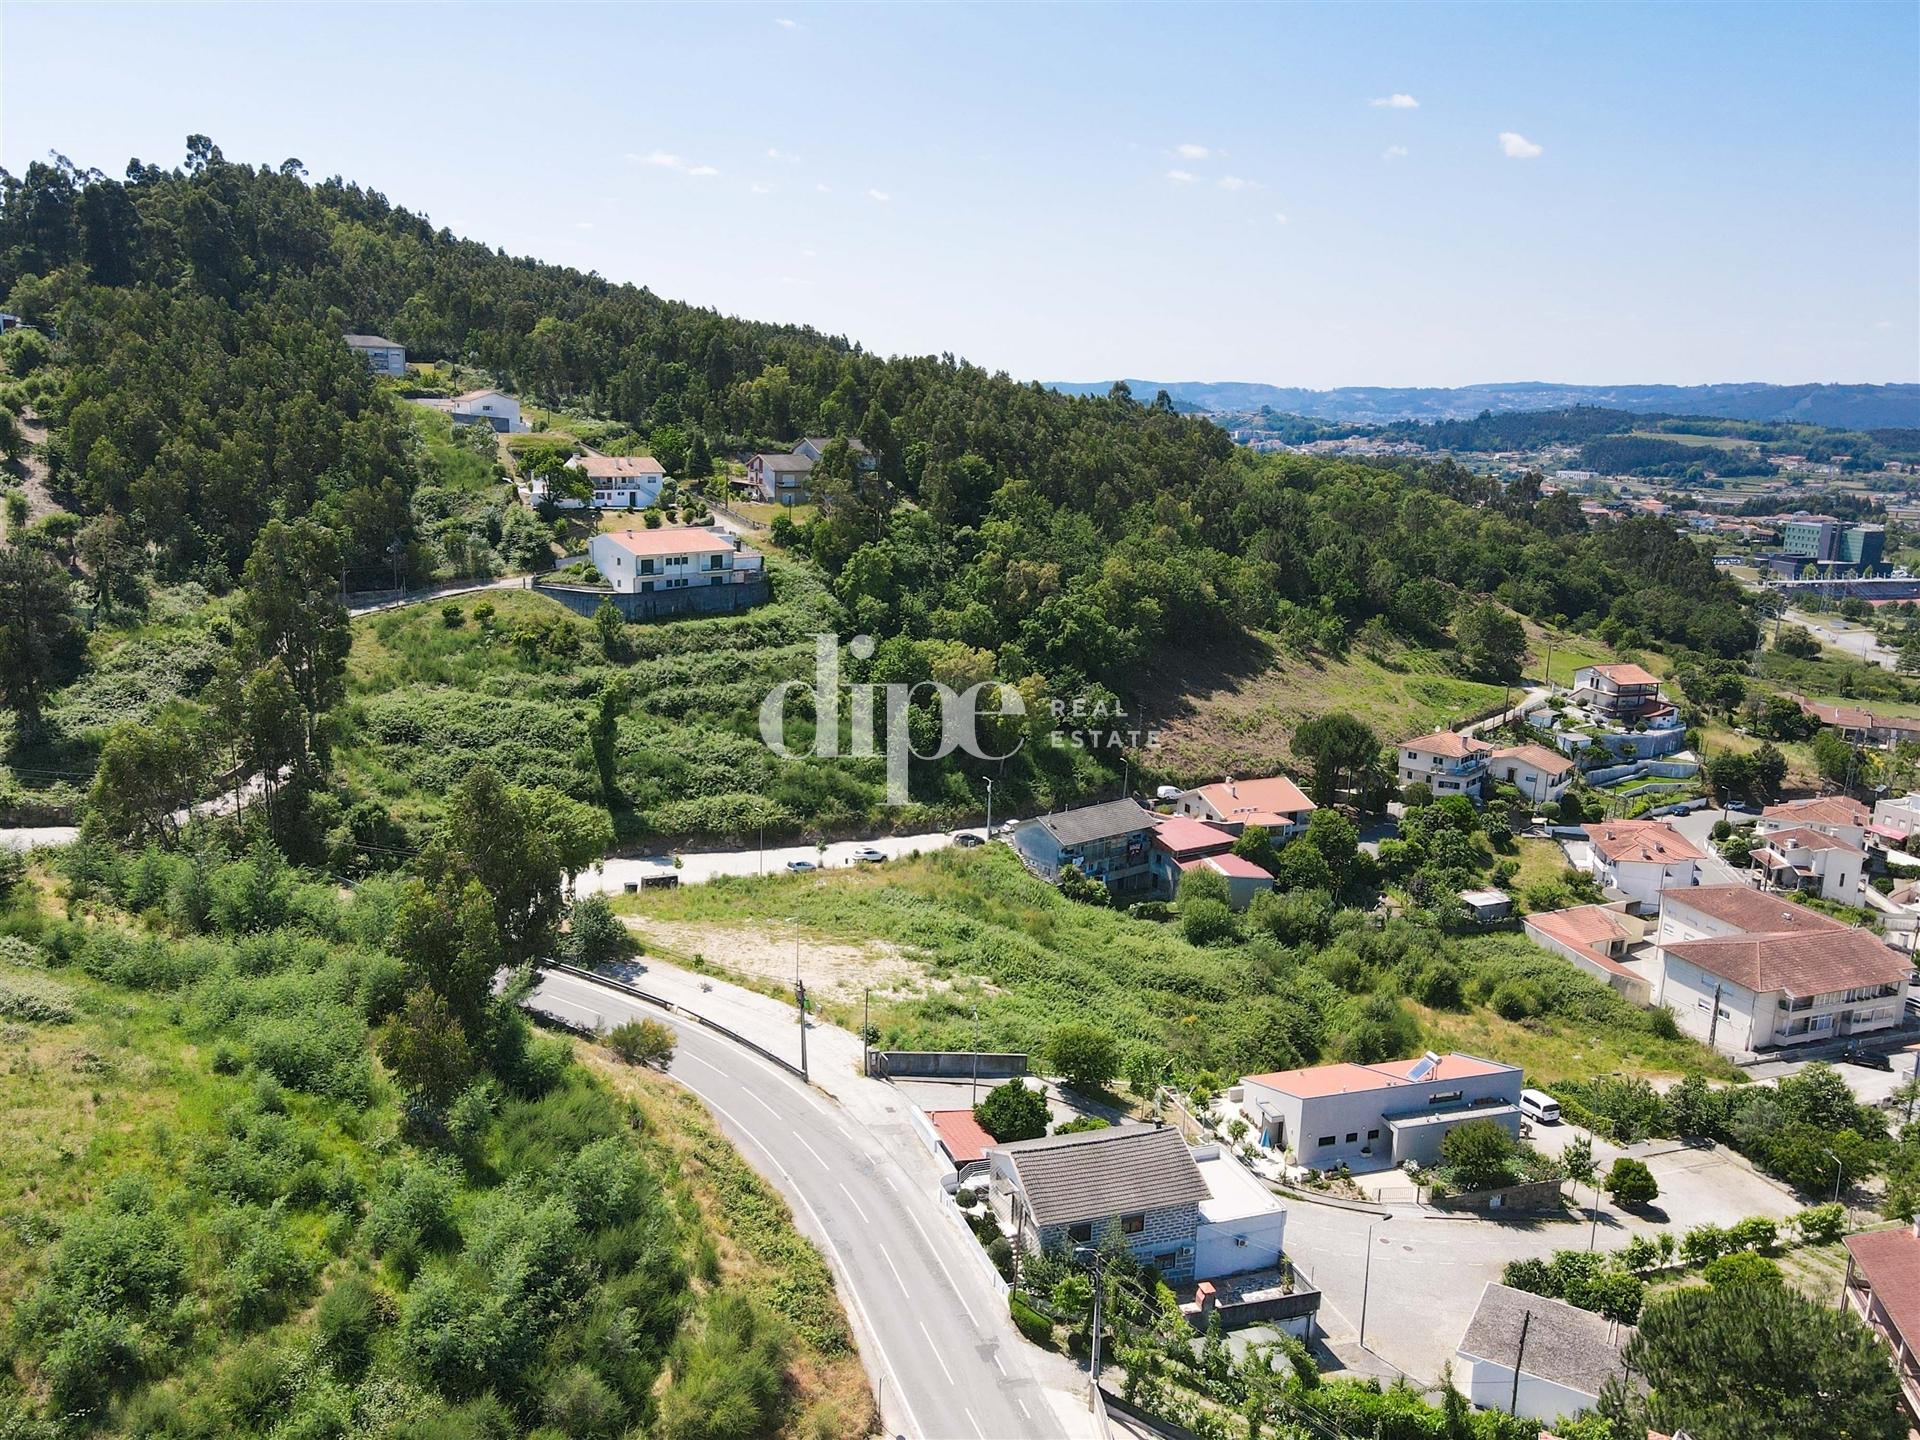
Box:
953 831 985 848
1841 1046 1894 1072
1155 785 1182 801
850 846 886 864
1724 800 1757 815
995 819 1018 835
785 858 818 873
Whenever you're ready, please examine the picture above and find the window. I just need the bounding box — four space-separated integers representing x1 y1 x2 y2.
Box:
1345 1132 1358 1144
1068 1223 1093 1244
1426 1091 1463 1105
1367 1129 1380 1141
1317 1136 1334 1148
1121 1214 1145 1235
1154 1252 1177 1269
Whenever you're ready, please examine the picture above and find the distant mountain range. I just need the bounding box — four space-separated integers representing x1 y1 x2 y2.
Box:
1044 379 1920 430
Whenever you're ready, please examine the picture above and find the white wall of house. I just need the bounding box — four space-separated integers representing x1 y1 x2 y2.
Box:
1593 855 1697 910
453 392 526 433
587 533 737 595
1459 1358 1597 1426
1240 1068 1522 1172
1491 758 1571 806
1655 954 1768 1051
1194 1208 1286 1280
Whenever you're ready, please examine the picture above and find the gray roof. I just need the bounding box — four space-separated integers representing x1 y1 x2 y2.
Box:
754 452 814 472
342 333 401 348
990 1123 1208 1229
802 435 870 454
1027 799 1157 848
1457 1283 1629 1400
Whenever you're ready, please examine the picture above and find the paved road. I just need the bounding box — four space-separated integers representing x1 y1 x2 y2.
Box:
347 574 528 617
526 967 1077 1440
1781 605 1899 672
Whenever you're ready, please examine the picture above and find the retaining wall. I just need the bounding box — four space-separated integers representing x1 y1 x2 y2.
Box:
870 1050 1028 1080
532 577 771 621
1429 1178 1566 1214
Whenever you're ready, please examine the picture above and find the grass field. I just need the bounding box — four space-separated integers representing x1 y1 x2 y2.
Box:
732 501 817 527
612 847 1741 1086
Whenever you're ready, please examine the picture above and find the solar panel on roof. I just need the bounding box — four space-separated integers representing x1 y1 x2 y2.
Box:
1406 1050 1441 1082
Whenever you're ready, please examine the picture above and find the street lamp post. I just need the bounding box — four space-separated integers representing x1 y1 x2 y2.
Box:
1824 1148 1844 1204
1073 1245 1106 1391
985 778 994 842
1358 1215 1391 1352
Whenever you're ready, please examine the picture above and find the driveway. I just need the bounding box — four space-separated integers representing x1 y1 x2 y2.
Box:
527 964 1089 1440
576 829 977 894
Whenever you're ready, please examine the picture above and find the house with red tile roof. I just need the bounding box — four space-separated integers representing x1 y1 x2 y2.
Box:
587 526 763 596
1173 775 1315 839
1842 1219 1920 1424
1148 814 1240 898
1522 903 1654 1004
1176 852 1274 910
1571 662 1669 721
1749 826 1866 905
1579 821 1704 912
1487 743 1577 808
1653 885 1912 1054
1238 1051 1522 1172
1759 794 1870 849
1396 730 1492 799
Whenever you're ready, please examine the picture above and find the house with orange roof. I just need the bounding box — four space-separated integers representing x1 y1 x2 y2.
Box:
1749 826 1866 905
1842 1217 1920 1424
1396 730 1492 799
1571 662 1668 722
1579 820 1704 911
1238 1051 1522 1172
1173 775 1316 840
1653 885 1912 1053
1487 743 1577 808
1521 903 1654 1005
582 526 766 616
1759 794 1869 849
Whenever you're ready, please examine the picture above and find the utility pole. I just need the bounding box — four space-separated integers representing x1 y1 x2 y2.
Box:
1508 1309 1533 1416
1074 1246 1106 1393
794 935 808 1081
1359 1215 1391 1351
862 987 871 1078
1706 980 1724 1052
985 778 994 842
971 1002 981 1105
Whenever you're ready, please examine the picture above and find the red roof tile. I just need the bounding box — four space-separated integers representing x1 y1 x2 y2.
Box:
1401 731 1492 759
1663 928 1910 997
1844 1225 1920 1352
929 1109 995 1166
600 527 734 557
1151 815 1238 857
1584 821 1705 864
1246 1052 1514 1097
1186 776 1315 826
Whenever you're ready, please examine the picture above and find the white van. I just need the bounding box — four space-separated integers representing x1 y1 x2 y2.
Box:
1520 1089 1561 1125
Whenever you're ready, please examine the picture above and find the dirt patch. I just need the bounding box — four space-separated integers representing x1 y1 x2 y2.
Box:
620 917 936 1006
4 411 64 534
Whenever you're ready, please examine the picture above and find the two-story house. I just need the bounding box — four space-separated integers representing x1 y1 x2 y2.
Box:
567 453 668 509
413 387 530 434
746 450 814 504
1397 731 1492 798
1522 903 1653 1004
987 1124 1293 1292
1759 795 1870 850
1570 663 1667 721
343 333 406 376
1653 885 1911 1053
587 526 763 595
1172 775 1316 840
1580 820 1703 911
1749 827 1866 905
1147 814 1238 897
1012 799 1158 897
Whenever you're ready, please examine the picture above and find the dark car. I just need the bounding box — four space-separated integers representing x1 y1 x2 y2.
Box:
952 831 985 848
1841 1046 1894 1072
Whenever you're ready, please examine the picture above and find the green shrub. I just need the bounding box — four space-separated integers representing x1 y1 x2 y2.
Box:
1793 1203 1846 1245
1703 1250 1784 1289
1010 1295 1054 1348
1488 978 1543 1020
1680 1222 1729 1265
974 1079 1048 1143
1727 1216 1777 1253
603 1017 674 1068
0 972 76 1022
1605 1157 1660 1207
1047 1023 1120 1093
315 1275 388 1377
654 1294 785 1440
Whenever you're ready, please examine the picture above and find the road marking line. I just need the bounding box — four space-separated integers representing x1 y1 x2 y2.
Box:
921 1321 956 1385
747 1090 783 1119
795 1134 829 1167
962 1404 985 1438
879 1243 911 1296
897 1198 985 1330
670 1073 928 1440
991 1350 1006 1376
1016 1398 1031 1420
838 1182 871 1223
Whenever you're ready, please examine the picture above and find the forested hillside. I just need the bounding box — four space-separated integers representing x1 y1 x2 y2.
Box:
1 140 1755 842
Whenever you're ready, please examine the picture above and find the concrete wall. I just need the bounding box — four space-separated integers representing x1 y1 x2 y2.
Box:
533 577 769 621
1194 1207 1285 1279
1462 1357 1598 1424
1431 1178 1564 1214
871 1051 1027 1080
1242 1066 1523 1172
1389 1106 1522 1169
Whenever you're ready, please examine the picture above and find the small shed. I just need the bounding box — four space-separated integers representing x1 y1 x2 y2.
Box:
1458 887 1513 923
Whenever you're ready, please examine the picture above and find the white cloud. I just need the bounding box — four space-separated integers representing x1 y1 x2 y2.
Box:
866 187 890 202
749 182 773 195
1164 169 1198 184
1217 175 1259 191
1499 131 1544 159
1875 319 1893 330
1174 143 1211 160
800 248 817 259
631 149 720 176
574 221 594 231
816 182 831 193
774 16 798 28
1273 212 1290 225
767 147 800 163
1370 93 1419 109
1382 144 1409 161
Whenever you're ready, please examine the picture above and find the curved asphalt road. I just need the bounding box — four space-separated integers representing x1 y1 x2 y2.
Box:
528 968 1070 1440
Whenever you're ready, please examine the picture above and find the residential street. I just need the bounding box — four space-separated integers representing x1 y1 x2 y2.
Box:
525 964 1088 1440
1781 605 1899 672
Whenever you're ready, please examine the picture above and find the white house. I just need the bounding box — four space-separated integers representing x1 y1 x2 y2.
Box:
1238 1052 1522 1173
414 387 529 433
1871 792 1920 845
1455 1283 1630 1425
344 332 406 376
1653 885 1911 1053
1759 795 1870 850
567 453 667 509
587 526 763 595
1569 662 1666 721
1397 731 1492 798
1579 820 1703 912
1173 775 1316 840
1750 827 1866 905
1486 744 1576 808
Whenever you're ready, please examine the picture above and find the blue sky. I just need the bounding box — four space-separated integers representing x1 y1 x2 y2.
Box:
4 2 1915 387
